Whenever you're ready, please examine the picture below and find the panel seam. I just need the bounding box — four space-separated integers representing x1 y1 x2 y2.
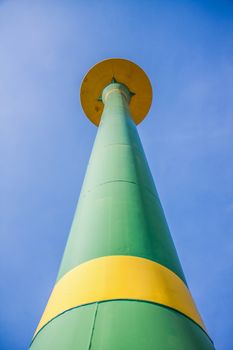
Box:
83 179 158 199
29 299 213 347
88 302 99 350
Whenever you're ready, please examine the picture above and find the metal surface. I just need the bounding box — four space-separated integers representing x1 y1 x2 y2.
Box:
80 58 152 125
30 63 214 349
57 82 186 284
31 301 213 350
34 255 205 336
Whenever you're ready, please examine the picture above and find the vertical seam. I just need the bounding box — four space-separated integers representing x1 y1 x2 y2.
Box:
88 302 99 350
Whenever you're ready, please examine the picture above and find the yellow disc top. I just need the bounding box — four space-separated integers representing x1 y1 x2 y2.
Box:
80 58 153 125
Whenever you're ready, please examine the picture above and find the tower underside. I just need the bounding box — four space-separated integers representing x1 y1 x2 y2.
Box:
30 59 214 350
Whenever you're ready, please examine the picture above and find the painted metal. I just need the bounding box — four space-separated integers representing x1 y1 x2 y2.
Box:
57 82 186 284
34 255 205 336
80 58 152 125
30 61 214 349
31 302 213 350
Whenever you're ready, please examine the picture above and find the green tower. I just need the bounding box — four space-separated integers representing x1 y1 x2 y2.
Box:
30 59 214 349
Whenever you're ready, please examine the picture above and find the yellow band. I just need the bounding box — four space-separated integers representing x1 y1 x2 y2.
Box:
35 256 205 336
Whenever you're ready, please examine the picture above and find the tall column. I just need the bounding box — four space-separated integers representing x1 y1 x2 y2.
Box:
30 59 214 350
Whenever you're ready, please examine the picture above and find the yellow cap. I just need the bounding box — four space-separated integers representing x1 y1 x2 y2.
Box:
80 58 153 126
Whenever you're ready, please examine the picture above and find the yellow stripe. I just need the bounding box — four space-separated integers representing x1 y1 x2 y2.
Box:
34 256 205 336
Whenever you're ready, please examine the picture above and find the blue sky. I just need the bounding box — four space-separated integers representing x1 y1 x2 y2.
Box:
0 0 232 349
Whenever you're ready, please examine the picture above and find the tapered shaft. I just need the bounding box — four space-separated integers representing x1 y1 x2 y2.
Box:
30 62 214 350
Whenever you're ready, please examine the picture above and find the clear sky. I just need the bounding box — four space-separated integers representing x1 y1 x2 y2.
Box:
1 0 232 349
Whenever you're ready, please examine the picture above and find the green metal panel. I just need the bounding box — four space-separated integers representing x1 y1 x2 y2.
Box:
31 301 213 350
30 303 96 350
57 83 186 283
31 82 215 349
